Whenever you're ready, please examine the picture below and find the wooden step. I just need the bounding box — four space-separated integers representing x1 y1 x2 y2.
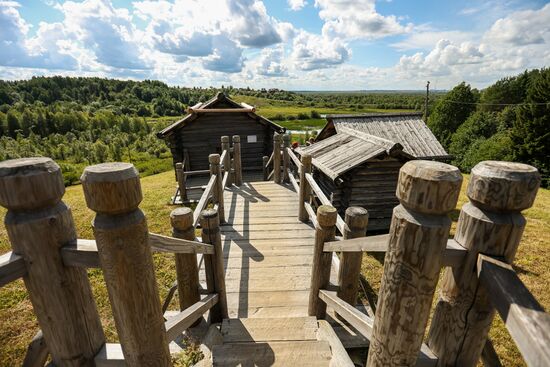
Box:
212 340 331 366
220 316 318 343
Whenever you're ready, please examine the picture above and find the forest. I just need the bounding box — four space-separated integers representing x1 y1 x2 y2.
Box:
0 70 548 187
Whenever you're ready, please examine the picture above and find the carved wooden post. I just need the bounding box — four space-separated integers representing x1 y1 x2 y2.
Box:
298 154 312 222
273 133 282 183
221 136 231 187
232 135 242 186
282 134 290 183
309 205 337 319
262 156 269 181
171 207 200 326
81 162 171 366
209 154 225 223
200 208 228 323
175 162 187 203
0 158 105 366
366 160 462 367
427 161 540 366
337 207 369 307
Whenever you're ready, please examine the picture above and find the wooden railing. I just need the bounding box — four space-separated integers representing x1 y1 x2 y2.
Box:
174 134 241 204
305 159 549 367
0 157 229 366
263 132 290 184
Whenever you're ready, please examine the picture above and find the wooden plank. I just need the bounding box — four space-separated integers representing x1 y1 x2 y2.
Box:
220 223 312 231
61 239 100 268
477 254 550 367
221 317 318 342
189 107 255 113
224 255 313 269
304 202 318 228
316 320 354 367
227 216 303 225
220 238 314 248
22 330 48 367
287 147 302 169
193 174 217 228
212 340 331 367
220 230 314 240
165 294 219 342
149 232 214 254
0 251 27 287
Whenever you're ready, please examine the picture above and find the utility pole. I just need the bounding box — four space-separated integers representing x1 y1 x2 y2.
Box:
424 81 430 121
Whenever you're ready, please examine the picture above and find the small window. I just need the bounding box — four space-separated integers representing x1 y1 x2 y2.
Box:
247 135 257 143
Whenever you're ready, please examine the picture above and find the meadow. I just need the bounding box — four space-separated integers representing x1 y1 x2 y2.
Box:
0 168 548 366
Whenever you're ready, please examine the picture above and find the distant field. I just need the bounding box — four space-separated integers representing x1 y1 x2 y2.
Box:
0 170 548 366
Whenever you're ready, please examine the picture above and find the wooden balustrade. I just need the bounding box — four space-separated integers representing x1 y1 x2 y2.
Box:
232 135 242 186
81 162 171 366
298 154 312 221
283 134 290 183
209 154 225 223
175 161 187 203
0 157 105 366
273 133 282 183
221 136 231 185
427 161 541 366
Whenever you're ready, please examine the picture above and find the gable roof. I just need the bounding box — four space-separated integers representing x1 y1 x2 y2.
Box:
157 92 285 138
316 113 450 160
297 128 411 180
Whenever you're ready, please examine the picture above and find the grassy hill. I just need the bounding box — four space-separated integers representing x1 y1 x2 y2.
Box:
0 169 548 366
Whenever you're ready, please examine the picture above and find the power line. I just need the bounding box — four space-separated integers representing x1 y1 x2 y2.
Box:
444 100 550 106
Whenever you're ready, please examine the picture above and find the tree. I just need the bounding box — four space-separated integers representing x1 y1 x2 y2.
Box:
428 82 477 148
511 68 550 187
7 111 21 138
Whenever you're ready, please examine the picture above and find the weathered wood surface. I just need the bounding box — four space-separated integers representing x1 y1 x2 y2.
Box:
232 135 242 186
221 316 318 342
193 174 217 228
22 330 49 367
0 251 26 287
209 154 225 223
165 294 219 342
149 232 214 254
477 254 550 367
171 207 201 327
299 154 312 221
317 319 355 367
273 133 282 183
337 207 368 309
0 157 105 366
198 181 338 319
81 162 170 366
428 161 540 367
283 134 290 183
367 160 462 367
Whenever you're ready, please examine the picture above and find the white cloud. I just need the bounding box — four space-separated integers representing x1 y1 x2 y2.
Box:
202 35 244 73
291 31 350 70
314 0 411 39
227 0 282 47
391 27 474 51
255 46 288 76
288 0 306 11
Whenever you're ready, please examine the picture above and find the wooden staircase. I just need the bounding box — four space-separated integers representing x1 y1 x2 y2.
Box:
199 316 352 366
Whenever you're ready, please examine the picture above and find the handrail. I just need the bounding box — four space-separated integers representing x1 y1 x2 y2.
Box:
304 202 318 228
265 151 274 168
182 169 210 177
220 150 228 168
287 168 300 192
477 254 550 366
318 290 438 367
323 235 468 268
287 147 302 169
165 293 219 342
305 172 346 234
148 233 215 254
0 251 27 287
222 170 230 188
193 174 217 228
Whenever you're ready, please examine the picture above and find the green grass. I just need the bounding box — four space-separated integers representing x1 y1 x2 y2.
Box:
1 170 547 366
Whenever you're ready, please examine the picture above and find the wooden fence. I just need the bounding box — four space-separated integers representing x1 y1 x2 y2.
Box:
173 135 241 204
0 156 230 366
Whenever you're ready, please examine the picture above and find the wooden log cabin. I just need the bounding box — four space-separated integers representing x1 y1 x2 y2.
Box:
297 113 450 231
157 92 285 172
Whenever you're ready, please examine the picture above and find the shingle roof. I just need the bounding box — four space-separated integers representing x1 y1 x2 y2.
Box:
325 113 449 159
297 129 409 180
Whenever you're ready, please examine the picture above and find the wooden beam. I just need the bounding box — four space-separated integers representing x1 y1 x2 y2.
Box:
149 233 215 254
319 290 438 367
324 236 467 268
240 102 255 111
304 202 317 228
188 108 255 114
316 320 354 367
288 169 300 192
287 147 302 169
22 330 48 367
165 293 219 342
477 254 550 367
0 251 26 287
193 174 217 228
182 169 210 177
305 173 345 233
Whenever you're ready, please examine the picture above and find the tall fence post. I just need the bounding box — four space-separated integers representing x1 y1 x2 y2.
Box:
366 160 462 367
309 205 337 319
175 162 187 203
200 208 228 323
298 154 312 222
0 158 105 366
221 136 231 187
282 134 290 183
262 156 269 181
427 161 540 366
81 162 171 366
337 207 369 308
171 207 200 326
232 135 242 186
209 154 225 223
273 133 282 183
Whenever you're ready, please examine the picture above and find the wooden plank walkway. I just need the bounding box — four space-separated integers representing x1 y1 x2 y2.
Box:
200 180 338 319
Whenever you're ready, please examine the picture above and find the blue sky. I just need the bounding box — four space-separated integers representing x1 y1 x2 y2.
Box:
1 0 549 90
